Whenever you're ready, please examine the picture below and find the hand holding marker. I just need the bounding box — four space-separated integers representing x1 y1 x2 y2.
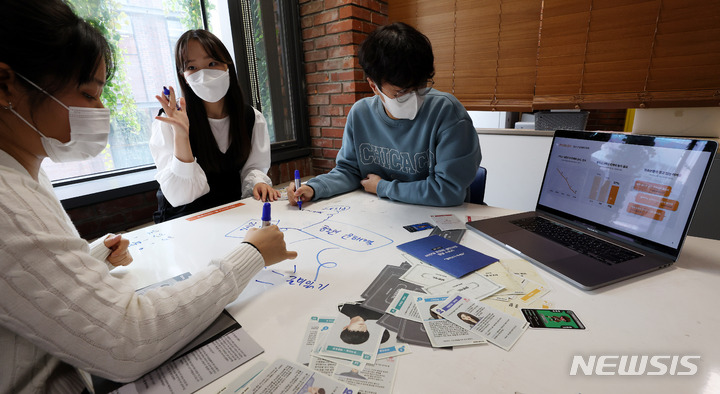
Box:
294 170 302 210
163 86 181 110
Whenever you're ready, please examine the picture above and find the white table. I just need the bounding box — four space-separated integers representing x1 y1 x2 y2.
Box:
114 190 720 394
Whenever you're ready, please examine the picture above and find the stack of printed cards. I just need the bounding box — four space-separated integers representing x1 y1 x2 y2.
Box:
385 288 529 351
254 254 556 394
294 310 402 394
352 251 554 351
397 249 553 320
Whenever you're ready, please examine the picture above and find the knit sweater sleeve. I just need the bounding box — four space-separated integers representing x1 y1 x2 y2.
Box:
0 166 264 384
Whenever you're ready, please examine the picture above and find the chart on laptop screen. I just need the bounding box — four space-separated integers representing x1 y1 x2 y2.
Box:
538 134 713 248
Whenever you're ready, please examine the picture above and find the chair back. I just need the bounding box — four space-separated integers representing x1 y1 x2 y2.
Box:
465 166 487 205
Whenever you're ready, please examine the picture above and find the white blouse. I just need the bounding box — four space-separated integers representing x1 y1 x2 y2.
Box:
149 107 272 207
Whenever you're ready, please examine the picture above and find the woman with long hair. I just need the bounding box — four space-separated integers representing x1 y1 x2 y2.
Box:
151 29 279 223
0 3 296 391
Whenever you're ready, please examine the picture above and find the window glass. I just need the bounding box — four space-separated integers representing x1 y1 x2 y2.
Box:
43 0 204 181
44 0 304 183
204 0 275 140
251 0 298 145
248 0 275 141
205 0 235 64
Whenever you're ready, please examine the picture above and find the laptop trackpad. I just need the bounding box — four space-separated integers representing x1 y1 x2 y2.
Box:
501 230 577 261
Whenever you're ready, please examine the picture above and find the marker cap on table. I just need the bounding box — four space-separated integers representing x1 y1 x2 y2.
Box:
261 202 271 227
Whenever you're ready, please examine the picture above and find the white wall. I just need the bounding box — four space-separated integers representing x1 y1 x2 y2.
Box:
632 107 720 138
477 132 553 211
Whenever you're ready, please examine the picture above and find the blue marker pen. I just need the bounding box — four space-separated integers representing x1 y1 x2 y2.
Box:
294 170 302 210
261 202 271 227
163 86 180 110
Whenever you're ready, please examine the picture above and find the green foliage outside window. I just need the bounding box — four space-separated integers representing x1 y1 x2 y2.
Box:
64 0 213 173
68 0 139 134
250 0 274 140
165 0 210 31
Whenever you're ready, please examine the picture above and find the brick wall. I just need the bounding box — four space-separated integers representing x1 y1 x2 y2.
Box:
299 0 388 175
268 156 314 186
67 190 158 240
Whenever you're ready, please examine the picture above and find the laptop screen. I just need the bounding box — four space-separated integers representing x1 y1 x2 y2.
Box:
537 131 716 254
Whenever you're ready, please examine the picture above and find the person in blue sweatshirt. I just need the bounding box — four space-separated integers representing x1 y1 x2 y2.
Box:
288 22 481 207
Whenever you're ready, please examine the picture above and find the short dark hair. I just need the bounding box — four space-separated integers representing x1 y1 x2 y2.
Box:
358 22 434 89
0 0 115 108
381 328 390 343
340 328 370 345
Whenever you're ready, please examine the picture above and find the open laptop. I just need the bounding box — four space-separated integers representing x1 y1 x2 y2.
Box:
467 130 717 290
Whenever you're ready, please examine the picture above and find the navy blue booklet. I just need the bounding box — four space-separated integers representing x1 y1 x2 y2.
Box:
397 235 498 278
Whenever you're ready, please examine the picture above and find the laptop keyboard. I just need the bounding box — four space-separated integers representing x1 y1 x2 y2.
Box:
511 216 642 265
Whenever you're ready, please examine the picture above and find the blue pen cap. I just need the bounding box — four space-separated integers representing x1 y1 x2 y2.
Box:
261 202 271 222
295 169 300 179
163 86 170 96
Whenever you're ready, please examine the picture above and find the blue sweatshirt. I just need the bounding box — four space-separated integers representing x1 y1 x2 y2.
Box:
307 89 481 206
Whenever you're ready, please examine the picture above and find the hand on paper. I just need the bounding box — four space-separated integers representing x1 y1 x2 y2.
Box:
244 225 297 266
104 233 133 267
253 182 281 202
360 173 381 195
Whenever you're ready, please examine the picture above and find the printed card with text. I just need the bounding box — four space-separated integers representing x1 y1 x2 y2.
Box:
434 294 529 351
414 294 487 348
430 214 465 230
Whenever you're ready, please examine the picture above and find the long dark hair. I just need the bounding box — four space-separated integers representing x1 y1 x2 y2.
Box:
0 0 115 112
174 29 251 173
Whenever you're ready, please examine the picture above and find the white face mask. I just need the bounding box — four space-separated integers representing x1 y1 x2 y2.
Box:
185 69 230 103
10 74 110 163
378 90 425 120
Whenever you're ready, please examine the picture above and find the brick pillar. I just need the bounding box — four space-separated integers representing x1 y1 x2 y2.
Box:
299 0 388 176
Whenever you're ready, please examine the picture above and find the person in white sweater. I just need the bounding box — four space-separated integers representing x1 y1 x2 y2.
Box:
0 1 297 392
150 29 279 223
